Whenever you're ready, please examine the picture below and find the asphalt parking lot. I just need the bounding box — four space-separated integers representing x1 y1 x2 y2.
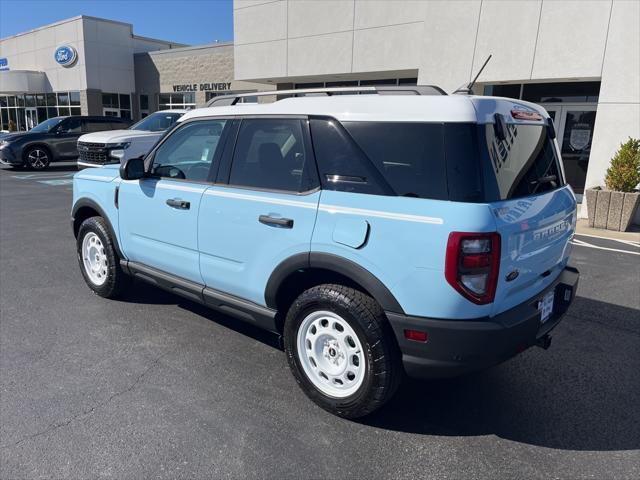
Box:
1 163 639 479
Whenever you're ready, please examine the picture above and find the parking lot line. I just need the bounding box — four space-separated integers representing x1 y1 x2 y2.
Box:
574 232 640 247
571 238 640 255
11 172 76 180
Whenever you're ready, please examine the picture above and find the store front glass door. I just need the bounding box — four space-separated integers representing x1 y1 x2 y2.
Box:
544 104 597 201
25 108 38 130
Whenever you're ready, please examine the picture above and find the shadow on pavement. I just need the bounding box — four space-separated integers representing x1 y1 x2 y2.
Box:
365 295 640 451
118 282 640 452
1 162 78 173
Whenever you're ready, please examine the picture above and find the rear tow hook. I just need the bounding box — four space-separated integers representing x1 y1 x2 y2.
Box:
536 334 552 350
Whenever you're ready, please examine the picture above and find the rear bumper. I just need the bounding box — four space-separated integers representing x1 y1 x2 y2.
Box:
387 266 579 379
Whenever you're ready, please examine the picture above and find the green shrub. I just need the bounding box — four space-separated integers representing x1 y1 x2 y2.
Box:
604 137 640 192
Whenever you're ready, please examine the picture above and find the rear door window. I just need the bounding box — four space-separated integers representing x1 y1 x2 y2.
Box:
229 118 316 192
84 120 111 132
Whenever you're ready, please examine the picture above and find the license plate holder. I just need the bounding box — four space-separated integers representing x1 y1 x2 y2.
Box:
538 290 555 323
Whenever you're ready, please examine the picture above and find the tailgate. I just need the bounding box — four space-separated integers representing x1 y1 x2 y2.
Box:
491 185 576 315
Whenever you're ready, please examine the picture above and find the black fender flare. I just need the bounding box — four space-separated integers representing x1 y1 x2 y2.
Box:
265 252 404 314
71 198 126 260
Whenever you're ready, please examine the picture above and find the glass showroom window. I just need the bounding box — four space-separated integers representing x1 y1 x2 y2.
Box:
293 78 417 89
158 92 196 110
139 94 149 118
101 93 132 119
0 91 81 131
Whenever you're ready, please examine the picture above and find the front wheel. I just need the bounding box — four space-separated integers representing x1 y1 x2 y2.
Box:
24 146 50 170
77 216 129 298
284 284 402 418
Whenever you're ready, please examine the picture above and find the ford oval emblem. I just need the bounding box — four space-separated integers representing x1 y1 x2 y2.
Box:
54 45 77 67
506 270 519 282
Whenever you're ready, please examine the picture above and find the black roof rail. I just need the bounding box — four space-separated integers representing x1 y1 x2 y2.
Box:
205 85 447 107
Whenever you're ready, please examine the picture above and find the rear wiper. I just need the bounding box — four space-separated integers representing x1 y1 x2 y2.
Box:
530 175 557 193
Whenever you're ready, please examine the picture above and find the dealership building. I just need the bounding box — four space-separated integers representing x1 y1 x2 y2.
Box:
0 15 265 129
1 1 639 214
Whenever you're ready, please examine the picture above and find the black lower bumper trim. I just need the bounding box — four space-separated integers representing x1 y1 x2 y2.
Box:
387 266 579 379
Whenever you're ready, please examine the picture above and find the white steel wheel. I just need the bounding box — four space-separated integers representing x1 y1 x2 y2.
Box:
296 310 366 398
27 149 49 169
81 232 108 286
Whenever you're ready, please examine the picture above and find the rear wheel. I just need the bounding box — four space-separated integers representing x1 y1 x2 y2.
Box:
77 216 129 298
284 284 402 418
24 146 50 170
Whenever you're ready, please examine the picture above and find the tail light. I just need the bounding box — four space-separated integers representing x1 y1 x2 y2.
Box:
445 232 501 304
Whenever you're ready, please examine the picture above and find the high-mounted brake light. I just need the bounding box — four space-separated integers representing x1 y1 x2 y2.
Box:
445 232 501 305
511 109 543 121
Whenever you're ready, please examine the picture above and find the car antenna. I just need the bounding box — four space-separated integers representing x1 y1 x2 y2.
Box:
453 54 492 95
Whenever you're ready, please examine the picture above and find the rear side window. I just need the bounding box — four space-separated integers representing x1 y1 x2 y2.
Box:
229 118 315 192
343 122 448 199
482 123 564 200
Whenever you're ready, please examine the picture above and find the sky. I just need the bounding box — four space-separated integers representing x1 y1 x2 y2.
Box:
0 0 234 45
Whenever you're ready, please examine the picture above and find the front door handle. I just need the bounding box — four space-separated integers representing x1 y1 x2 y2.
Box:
259 215 294 228
166 198 190 210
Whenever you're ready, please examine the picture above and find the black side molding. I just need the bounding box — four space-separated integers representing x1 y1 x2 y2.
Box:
122 260 278 333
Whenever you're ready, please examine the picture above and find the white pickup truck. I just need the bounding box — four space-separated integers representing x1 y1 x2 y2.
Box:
76 110 186 169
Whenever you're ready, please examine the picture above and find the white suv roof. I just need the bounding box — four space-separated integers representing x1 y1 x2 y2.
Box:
179 94 549 124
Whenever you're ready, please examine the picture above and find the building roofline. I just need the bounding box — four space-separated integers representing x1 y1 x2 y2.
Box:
134 41 232 56
0 15 187 47
132 33 189 48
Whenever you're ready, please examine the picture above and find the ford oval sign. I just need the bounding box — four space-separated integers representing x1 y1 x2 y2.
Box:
54 45 77 67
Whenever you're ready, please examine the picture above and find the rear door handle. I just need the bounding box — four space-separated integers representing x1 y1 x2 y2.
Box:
259 215 294 228
166 198 190 210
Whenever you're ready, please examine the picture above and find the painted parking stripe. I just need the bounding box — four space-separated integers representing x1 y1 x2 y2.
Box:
571 238 640 255
574 232 640 247
11 172 75 180
37 179 74 186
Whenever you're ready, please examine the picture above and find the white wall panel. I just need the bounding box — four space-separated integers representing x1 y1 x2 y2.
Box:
288 0 354 38
532 0 612 79
288 31 353 76
473 0 541 82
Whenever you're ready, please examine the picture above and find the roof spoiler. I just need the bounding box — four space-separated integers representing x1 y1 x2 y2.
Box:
206 85 447 107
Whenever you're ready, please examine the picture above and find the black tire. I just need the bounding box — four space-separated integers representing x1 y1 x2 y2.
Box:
23 145 51 170
76 216 129 298
284 284 402 418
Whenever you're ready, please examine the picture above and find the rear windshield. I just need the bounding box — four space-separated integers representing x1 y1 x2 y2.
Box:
329 121 563 202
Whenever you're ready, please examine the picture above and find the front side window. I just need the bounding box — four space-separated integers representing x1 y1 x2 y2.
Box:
151 120 227 182
30 117 63 133
229 118 314 192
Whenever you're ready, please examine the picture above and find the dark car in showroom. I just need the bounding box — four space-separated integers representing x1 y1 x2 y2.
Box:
0 116 131 170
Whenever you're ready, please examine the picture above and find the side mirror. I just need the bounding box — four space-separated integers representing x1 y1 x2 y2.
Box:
120 156 146 180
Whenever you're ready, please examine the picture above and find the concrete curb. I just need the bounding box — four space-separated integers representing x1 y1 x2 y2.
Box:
576 219 640 242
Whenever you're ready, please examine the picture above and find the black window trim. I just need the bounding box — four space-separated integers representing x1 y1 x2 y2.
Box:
217 115 321 196
309 115 396 196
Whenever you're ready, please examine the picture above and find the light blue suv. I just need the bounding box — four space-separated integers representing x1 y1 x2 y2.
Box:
72 87 579 418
